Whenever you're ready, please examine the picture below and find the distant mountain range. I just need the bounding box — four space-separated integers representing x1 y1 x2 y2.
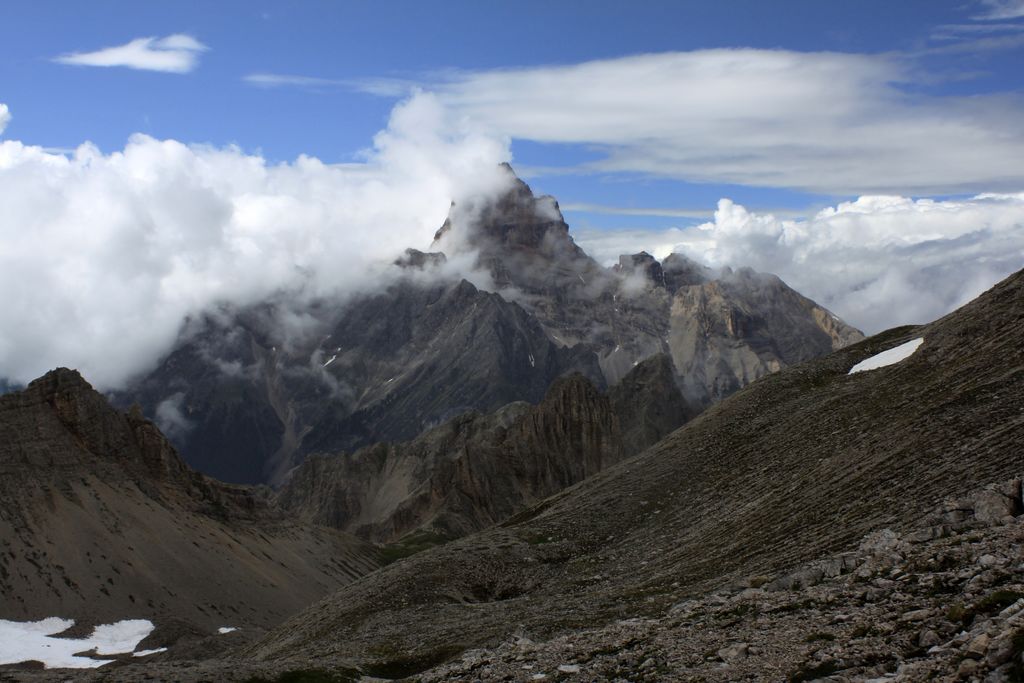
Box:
118 165 862 487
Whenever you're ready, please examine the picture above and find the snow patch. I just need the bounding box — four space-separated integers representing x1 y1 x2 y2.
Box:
217 627 238 634
132 648 167 657
0 618 155 669
322 354 337 367
848 338 924 375
528 353 535 368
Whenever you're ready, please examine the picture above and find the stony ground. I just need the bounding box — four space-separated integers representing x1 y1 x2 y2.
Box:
5 479 1022 682
416 482 1024 682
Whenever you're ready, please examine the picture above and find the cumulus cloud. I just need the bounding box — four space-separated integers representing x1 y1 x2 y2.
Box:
575 194 1024 334
0 104 9 135
427 49 1024 195
53 34 209 73
0 92 511 389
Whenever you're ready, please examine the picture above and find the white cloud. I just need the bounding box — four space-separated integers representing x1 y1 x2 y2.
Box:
0 92 511 389
244 73 415 96
973 0 1024 19
575 194 1024 334
427 49 1024 195
0 104 9 135
53 34 209 73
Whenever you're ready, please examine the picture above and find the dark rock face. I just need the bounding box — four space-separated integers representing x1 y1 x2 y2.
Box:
278 374 624 544
394 248 447 270
119 167 861 486
122 277 602 486
0 369 378 633
614 251 666 289
277 356 692 545
608 353 694 457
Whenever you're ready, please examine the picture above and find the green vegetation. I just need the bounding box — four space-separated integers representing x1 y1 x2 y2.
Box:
952 590 1024 627
377 529 450 565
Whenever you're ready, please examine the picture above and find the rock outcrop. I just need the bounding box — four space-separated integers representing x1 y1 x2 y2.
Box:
278 359 691 545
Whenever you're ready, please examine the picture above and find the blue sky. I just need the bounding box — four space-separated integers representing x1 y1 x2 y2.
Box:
3 0 1023 232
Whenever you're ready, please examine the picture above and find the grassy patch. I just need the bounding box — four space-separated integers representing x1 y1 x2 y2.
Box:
954 590 1024 627
377 529 451 565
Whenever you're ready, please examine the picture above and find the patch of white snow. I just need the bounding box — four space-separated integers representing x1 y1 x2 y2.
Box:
848 338 924 375
132 648 167 657
528 353 535 367
0 618 155 669
217 627 238 634
322 354 337 367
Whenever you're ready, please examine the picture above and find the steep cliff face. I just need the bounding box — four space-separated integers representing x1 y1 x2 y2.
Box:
278 374 623 544
608 353 694 457
277 353 694 546
0 369 378 634
669 268 863 404
123 276 602 486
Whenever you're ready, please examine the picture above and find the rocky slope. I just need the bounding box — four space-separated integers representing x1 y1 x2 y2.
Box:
277 354 688 545
118 167 861 486
240 267 1022 677
0 369 379 648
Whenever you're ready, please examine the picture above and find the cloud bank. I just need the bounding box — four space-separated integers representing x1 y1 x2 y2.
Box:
576 193 1024 334
0 95 511 389
427 49 1024 195
54 34 209 73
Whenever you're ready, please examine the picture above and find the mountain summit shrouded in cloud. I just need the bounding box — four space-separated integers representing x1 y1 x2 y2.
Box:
0 95 512 389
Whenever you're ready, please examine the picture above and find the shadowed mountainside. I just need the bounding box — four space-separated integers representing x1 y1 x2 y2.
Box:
244 267 1023 676
277 353 690 545
0 369 379 640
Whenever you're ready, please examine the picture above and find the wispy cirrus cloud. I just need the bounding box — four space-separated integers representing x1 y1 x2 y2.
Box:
54 34 208 73
421 49 1024 195
243 72 415 96
973 0 1024 20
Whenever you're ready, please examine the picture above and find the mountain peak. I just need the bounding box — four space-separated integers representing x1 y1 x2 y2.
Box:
26 366 94 395
432 164 574 257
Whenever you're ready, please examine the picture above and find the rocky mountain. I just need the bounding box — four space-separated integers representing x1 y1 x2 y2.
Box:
276 353 688 545
236 266 1022 679
118 167 861 487
0 368 379 645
